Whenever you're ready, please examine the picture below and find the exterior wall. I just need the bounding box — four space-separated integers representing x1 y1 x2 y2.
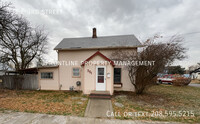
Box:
114 66 135 91
191 72 200 80
38 68 59 90
58 48 137 93
198 73 200 80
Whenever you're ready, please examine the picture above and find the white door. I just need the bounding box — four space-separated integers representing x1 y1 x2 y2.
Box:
96 66 106 91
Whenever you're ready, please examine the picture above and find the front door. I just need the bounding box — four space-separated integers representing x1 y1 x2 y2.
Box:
96 66 106 91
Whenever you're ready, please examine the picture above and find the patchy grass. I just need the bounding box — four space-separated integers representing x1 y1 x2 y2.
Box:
112 84 200 123
0 89 88 116
191 79 200 84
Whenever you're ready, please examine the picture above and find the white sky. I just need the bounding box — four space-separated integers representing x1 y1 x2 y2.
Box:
3 0 200 69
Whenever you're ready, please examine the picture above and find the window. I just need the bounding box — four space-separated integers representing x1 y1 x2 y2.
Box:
114 68 121 84
73 68 80 77
41 72 53 79
97 68 105 83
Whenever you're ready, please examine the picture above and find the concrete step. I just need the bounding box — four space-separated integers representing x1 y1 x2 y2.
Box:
89 93 111 96
89 91 111 99
89 95 111 99
90 90 110 94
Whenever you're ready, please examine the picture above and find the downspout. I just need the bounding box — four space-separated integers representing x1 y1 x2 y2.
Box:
57 50 61 90
37 68 41 90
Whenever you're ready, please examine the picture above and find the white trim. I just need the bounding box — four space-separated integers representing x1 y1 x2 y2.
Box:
96 66 106 91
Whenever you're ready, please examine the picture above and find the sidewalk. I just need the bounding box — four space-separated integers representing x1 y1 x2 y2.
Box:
84 99 113 118
189 83 200 88
0 111 178 124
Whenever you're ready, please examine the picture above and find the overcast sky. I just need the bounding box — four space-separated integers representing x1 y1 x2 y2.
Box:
4 0 200 69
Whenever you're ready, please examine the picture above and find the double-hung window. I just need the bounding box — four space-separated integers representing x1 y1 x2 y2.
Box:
41 72 53 79
73 68 80 77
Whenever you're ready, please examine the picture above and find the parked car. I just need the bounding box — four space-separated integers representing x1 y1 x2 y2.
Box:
157 74 191 85
157 74 176 84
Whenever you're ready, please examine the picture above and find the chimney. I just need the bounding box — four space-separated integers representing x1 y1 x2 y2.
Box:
92 28 97 38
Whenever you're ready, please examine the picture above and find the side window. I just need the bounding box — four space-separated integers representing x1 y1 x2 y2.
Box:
114 68 121 84
72 68 80 77
41 72 53 79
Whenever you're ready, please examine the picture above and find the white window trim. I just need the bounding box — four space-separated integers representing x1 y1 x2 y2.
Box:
40 72 54 80
72 67 81 78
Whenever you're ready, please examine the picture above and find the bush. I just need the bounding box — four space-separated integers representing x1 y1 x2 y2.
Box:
172 77 191 86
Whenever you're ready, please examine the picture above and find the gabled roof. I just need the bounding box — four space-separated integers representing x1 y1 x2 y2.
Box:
54 34 143 50
81 51 115 66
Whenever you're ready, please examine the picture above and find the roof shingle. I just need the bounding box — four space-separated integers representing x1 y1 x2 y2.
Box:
54 34 142 50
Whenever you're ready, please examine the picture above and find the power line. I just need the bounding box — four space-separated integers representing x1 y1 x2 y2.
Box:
139 31 200 39
181 31 200 36
162 31 200 38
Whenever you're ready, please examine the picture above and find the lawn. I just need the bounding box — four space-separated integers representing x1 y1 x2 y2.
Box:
191 79 200 84
0 89 88 116
112 84 200 123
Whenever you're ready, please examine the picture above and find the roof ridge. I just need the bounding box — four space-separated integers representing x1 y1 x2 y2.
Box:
63 34 136 39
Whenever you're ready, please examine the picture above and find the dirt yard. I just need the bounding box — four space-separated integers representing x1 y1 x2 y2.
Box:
112 84 200 123
191 79 200 84
0 89 88 116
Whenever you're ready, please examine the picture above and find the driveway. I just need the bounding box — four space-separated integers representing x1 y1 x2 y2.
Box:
0 111 178 124
189 83 200 88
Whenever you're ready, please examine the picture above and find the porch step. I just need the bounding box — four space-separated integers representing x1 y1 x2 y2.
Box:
89 91 111 99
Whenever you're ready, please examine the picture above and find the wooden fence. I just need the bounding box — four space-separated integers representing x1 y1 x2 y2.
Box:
2 75 38 90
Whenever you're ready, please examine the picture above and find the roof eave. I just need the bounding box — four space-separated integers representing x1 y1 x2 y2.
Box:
54 45 145 51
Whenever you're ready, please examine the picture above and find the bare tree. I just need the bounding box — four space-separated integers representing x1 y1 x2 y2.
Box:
0 2 47 70
189 63 200 72
0 1 13 32
111 35 186 94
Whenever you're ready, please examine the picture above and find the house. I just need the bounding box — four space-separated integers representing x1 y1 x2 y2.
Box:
0 63 14 76
38 28 143 95
190 67 200 80
0 70 6 76
0 63 7 76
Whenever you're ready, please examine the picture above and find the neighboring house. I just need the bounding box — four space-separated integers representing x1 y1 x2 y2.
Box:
0 63 6 76
38 28 143 95
190 68 200 80
0 70 6 76
0 63 14 75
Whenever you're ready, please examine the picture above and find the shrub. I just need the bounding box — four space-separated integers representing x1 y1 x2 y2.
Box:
172 77 191 86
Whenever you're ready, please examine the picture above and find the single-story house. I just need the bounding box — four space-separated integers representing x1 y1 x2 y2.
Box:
190 68 200 80
0 70 6 76
38 28 143 95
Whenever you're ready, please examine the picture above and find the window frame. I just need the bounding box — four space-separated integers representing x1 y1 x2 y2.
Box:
40 72 54 79
72 67 81 78
114 68 122 84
